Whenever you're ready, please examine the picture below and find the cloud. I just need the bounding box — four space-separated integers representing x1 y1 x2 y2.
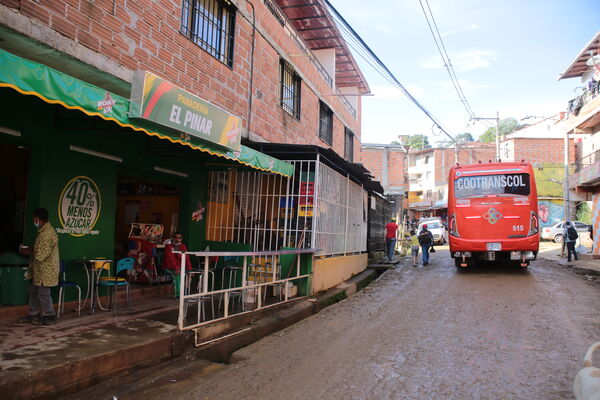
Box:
441 24 481 37
421 49 498 71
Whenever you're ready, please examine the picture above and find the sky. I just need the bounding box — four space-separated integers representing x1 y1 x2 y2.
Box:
330 0 600 145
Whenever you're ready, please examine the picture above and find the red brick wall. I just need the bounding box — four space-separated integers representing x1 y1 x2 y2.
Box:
512 138 576 164
361 147 407 193
433 144 496 185
0 0 361 158
387 150 406 187
361 148 383 180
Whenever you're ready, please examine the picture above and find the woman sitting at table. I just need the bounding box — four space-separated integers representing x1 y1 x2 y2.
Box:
163 232 192 297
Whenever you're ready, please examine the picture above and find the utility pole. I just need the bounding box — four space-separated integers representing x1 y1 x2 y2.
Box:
564 129 571 222
453 141 458 164
470 113 501 161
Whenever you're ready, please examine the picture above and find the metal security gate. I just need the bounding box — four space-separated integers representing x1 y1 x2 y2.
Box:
206 158 368 256
206 161 315 251
313 162 367 256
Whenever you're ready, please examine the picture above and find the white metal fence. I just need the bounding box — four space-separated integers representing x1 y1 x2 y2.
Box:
206 158 367 256
176 249 314 332
313 162 367 256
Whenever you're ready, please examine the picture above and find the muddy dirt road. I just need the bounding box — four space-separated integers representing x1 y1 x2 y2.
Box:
77 247 600 399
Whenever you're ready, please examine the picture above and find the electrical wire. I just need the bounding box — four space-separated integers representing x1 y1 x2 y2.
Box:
418 0 476 119
322 0 457 144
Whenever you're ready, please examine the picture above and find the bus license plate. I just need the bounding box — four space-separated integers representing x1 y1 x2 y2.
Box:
487 242 501 251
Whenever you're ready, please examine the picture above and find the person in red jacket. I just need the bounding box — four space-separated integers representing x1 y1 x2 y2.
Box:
384 217 399 263
164 232 192 297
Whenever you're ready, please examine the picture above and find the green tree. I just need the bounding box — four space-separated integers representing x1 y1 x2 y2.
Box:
478 118 520 143
406 134 431 150
435 132 474 148
456 132 475 143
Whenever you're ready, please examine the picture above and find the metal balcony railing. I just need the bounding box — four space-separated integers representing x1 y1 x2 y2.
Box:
566 82 600 118
570 149 600 173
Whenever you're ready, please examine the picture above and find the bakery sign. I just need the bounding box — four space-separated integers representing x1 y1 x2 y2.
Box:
129 71 242 150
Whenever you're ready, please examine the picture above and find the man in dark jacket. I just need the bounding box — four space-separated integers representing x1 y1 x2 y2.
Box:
418 224 434 266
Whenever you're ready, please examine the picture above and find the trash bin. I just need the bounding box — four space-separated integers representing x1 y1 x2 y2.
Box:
0 252 30 306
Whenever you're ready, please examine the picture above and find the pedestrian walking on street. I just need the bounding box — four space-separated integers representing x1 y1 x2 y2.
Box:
18 208 60 325
409 229 420 267
564 221 579 263
384 217 399 263
418 224 434 266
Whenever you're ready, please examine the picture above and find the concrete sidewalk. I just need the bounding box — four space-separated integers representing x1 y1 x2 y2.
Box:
537 242 600 277
0 267 383 399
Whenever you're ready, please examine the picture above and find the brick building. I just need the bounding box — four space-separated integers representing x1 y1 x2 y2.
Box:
0 0 374 311
405 143 496 220
559 30 600 255
0 0 365 153
498 116 581 227
360 144 408 196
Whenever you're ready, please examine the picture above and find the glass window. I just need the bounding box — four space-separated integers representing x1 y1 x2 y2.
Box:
454 173 530 198
280 59 301 119
319 101 333 145
181 0 236 67
344 128 354 162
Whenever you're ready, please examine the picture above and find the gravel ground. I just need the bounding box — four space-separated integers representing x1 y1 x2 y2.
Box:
76 247 600 400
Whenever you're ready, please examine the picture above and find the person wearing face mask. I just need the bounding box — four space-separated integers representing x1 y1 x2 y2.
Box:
18 208 60 325
163 232 192 297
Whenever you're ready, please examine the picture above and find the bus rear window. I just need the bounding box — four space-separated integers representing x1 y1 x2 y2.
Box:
454 173 530 198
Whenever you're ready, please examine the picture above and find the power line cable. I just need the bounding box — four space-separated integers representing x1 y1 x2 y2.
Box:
417 0 476 119
321 0 457 144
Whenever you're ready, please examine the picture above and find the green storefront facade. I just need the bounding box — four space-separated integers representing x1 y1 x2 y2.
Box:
0 49 294 304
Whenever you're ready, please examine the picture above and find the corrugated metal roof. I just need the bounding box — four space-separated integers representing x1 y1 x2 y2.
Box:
275 0 370 93
559 30 600 80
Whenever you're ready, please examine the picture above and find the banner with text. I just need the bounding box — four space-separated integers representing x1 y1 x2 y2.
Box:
129 71 242 150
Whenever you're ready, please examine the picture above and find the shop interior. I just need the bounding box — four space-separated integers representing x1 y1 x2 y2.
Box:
114 174 181 284
0 140 28 254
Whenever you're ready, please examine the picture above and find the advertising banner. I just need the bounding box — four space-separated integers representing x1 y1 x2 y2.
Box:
129 71 242 151
57 176 101 237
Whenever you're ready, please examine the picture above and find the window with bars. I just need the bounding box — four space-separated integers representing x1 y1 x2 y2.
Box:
181 0 236 67
280 59 301 119
344 128 354 162
318 101 333 145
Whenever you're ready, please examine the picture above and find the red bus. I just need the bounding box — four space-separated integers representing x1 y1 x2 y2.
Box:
447 162 539 268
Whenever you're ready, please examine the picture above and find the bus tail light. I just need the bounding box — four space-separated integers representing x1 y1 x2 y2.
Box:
528 211 539 236
513 197 530 206
456 199 470 207
449 214 460 237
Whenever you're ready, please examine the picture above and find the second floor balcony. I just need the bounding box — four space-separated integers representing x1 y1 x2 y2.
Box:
565 83 600 133
568 148 600 191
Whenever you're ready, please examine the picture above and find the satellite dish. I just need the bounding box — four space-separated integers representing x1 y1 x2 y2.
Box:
586 54 600 66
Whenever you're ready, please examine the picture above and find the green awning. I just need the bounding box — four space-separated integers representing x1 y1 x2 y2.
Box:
0 49 294 177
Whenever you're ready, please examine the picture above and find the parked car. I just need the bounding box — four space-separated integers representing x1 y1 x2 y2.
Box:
541 221 592 243
418 220 447 245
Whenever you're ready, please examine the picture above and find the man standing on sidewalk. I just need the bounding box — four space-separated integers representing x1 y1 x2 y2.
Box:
19 208 60 325
384 218 399 263
563 221 579 263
